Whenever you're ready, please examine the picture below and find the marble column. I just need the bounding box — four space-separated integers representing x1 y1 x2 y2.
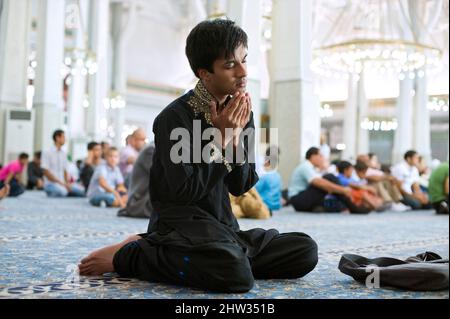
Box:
67 0 88 142
392 76 414 164
269 0 320 186
408 0 441 162
342 72 369 160
0 0 31 162
110 2 136 148
86 0 110 142
226 0 262 162
33 0 66 153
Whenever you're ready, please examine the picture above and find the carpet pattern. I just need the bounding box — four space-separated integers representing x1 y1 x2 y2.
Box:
0 191 448 299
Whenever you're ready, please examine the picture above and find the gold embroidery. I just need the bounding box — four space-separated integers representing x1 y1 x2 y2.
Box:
187 81 233 173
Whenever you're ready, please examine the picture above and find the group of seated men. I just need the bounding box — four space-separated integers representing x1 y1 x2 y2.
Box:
0 131 448 216
0 128 148 210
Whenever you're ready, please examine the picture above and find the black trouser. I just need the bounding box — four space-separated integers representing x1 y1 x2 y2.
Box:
290 174 369 214
432 199 449 214
113 231 318 293
0 179 25 197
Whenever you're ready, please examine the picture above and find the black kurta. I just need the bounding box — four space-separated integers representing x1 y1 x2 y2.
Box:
113 84 318 293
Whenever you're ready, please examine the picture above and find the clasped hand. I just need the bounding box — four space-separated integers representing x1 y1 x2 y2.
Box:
209 91 252 149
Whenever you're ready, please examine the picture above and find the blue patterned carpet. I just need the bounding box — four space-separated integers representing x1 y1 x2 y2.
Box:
0 191 448 299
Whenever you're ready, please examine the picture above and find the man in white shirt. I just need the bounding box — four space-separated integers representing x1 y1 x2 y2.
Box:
391 150 430 209
41 130 85 198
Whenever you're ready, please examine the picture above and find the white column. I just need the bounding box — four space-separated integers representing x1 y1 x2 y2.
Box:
110 2 135 148
226 0 262 160
357 73 369 156
342 75 357 160
86 0 110 141
408 0 439 162
413 71 431 161
67 0 88 141
343 72 369 160
269 0 320 186
0 0 31 161
392 77 414 164
33 0 65 153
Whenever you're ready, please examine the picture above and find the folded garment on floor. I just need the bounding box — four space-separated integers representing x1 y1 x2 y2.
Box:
338 252 449 291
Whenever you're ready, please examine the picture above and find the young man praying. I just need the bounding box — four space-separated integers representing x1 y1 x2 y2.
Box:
79 19 318 293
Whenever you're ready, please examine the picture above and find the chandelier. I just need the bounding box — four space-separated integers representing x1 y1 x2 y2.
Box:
311 0 443 79
360 118 398 132
62 48 98 77
61 1 98 80
312 39 441 79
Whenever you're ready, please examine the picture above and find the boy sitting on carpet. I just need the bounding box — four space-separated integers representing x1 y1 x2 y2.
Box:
337 161 385 212
255 146 282 213
87 147 128 208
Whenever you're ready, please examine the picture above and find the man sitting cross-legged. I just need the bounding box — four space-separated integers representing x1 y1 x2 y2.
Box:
79 19 318 293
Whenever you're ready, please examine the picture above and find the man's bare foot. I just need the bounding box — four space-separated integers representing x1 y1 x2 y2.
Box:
78 235 141 276
0 185 10 200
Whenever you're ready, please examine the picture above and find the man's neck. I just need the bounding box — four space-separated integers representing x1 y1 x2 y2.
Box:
201 81 228 106
55 143 62 150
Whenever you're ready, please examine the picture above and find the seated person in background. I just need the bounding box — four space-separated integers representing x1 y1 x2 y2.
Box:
27 151 44 190
119 128 147 187
358 154 408 211
337 161 385 212
0 153 29 197
417 156 431 190
392 150 430 210
117 143 155 218
41 130 85 198
87 147 127 208
255 146 282 212
428 162 449 215
100 141 110 160
230 188 271 219
288 147 368 214
79 142 104 191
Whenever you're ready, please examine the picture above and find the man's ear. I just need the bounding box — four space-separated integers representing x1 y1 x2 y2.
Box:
198 69 211 82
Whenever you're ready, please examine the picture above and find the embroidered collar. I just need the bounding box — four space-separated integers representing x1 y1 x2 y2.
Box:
187 81 220 126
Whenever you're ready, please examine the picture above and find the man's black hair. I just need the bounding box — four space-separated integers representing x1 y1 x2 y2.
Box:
355 161 368 172
52 129 65 142
404 150 418 161
265 145 281 168
305 147 320 160
18 153 29 160
87 141 99 151
337 161 353 174
186 19 248 77
34 151 41 159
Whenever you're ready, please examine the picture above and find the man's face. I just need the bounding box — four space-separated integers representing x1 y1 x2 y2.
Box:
204 45 248 96
408 154 420 167
19 158 28 167
102 144 110 156
133 133 147 152
106 151 119 167
356 169 367 179
92 145 102 159
344 167 354 178
369 156 379 168
56 134 66 146
310 153 324 168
